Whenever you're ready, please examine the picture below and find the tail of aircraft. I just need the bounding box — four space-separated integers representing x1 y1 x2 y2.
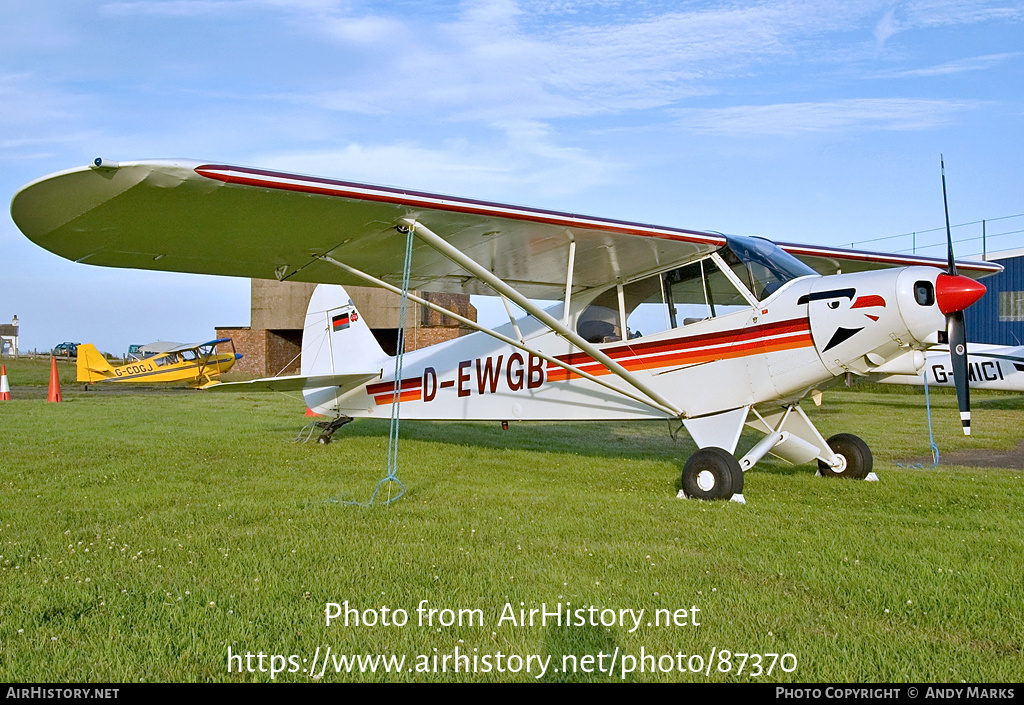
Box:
202 285 384 402
76 344 115 383
301 284 390 378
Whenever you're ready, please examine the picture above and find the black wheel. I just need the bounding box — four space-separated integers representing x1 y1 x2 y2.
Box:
317 434 332 445
818 433 872 479
682 447 744 500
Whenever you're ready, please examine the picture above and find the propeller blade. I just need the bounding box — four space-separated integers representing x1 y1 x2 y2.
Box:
939 156 973 435
941 155 957 277
947 309 971 435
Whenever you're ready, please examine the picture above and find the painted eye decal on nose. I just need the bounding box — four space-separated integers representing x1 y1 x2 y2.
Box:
798 289 888 353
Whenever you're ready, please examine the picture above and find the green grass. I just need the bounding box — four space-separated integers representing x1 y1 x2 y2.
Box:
0 375 1021 682
1 356 80 388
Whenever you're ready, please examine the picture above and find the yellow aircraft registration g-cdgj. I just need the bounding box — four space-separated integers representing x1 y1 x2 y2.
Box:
76 339 241 388
11 158 999 501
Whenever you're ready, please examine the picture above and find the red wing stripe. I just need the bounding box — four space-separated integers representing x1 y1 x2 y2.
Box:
195 165 725 247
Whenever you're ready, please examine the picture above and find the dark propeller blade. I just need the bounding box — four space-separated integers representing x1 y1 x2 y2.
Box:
941 155 972 435
942 156 957 277
947 309 971 434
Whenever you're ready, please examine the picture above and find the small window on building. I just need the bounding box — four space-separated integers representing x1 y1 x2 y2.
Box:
998 291 1024 321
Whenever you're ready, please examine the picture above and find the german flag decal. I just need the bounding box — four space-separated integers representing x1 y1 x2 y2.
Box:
331 311 351 331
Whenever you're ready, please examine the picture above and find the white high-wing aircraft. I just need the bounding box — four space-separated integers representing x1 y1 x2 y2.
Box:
11 159 999 501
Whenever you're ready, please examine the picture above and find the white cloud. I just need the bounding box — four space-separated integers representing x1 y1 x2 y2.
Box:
900 0 1024 28
318 14 408 44
250 120 618 200
870 0 1024 47
888 52 1021 77
874 8 900 48
674 98 979 136
277 1 886 124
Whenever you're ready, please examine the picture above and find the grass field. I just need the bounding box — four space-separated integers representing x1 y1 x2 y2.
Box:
0 356 1021 682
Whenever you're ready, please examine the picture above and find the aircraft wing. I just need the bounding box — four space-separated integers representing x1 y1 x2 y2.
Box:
11 160 726 300
202 372 380 393
12 159 1000 298
779 242 1001 279
165 338 233 353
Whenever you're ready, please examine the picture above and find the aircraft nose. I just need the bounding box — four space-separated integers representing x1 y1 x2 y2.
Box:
935 273 986 314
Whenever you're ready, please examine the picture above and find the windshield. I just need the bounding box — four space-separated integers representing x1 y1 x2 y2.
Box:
721 235 817 300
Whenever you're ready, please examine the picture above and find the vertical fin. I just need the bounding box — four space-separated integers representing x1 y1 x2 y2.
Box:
76 344 115 383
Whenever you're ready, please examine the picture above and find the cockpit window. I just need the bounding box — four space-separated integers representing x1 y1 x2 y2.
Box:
722 235 817 301
576 236 816 343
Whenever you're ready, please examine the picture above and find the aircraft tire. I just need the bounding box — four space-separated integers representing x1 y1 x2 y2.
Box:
317 434 332 445
818 433 872 479
682 447 743 500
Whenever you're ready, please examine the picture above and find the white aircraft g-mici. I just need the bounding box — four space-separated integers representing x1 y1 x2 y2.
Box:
877 343 1024 392
11 158 998 502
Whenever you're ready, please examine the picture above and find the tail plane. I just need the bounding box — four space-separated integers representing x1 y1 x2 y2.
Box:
204 285 385 405
76 344 116 383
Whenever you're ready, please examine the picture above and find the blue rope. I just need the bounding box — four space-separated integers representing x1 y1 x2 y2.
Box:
923 366 940 467
344 226 413 506
898 365 940 469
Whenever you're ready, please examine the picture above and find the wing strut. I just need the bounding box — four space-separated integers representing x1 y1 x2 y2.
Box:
401 219 686 418
316 254 680 417
563 237 576 325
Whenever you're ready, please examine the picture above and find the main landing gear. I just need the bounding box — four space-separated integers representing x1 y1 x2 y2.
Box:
817 433 873 479
681 447 744 502
679 428 875 502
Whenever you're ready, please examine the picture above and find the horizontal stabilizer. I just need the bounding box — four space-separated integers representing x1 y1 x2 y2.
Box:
202 372 379 393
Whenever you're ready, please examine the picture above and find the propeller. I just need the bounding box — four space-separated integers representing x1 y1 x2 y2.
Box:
936 156 986 435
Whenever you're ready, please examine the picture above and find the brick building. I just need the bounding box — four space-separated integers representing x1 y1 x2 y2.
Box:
218 280 475 376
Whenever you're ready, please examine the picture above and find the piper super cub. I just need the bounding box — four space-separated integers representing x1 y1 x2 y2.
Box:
10 159 997 501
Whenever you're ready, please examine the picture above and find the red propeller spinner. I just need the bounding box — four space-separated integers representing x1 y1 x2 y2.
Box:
935 273 986 315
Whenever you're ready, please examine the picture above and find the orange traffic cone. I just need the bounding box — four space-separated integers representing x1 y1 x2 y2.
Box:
0 365 10 400
305 407 325 417
47 356 62 403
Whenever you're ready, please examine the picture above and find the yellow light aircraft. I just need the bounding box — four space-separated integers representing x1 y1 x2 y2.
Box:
77 339 241 388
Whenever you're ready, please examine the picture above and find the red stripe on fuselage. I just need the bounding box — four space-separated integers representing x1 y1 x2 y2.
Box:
546 318 812 381
551 318 811 369
366 377 421 396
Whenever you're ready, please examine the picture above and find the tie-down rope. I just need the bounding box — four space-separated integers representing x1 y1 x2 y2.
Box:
898 366 940 469
347 225 414 505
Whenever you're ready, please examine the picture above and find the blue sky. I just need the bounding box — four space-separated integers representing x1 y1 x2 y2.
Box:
3 0 1022 354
